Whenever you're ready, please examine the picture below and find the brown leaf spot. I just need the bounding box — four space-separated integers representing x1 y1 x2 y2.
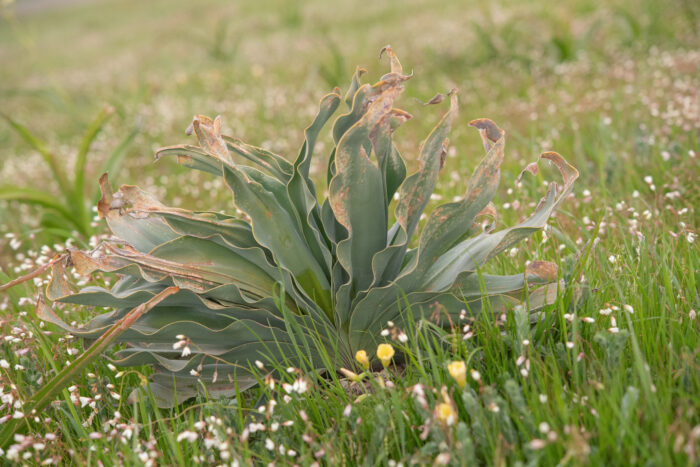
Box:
97 173 113 219
526 261 558 282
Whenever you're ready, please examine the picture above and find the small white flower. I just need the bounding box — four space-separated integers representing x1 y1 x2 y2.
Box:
0 359 9 369
529 439 547 450
248 422 265 433
292 378 308 394
193 420 206 431
623 304 634 314
176 431 198 443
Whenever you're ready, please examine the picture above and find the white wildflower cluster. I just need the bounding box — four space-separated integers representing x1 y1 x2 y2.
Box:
172 334 192 357
282 377 309 396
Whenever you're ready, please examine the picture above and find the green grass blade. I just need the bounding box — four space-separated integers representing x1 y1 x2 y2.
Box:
93 121 139 201
1 113 73 199
73 106 114 221
0 286 179 449
0 185 74 223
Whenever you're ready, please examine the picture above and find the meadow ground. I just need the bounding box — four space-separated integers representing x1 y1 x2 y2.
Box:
0 0 698 464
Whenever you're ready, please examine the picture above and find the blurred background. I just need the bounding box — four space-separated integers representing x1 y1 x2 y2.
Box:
0 0 698 253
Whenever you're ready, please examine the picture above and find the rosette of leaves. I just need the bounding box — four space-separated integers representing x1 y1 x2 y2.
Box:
38 48 578 406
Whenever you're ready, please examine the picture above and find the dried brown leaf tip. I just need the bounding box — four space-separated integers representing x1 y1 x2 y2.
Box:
376 45 413 90
379 45 402 74
420 93 445 106
189 114 231 163
540 151 579 187
468 118 504 152
518 161 540 182
517 151 579 194
390 108 413 124
418 89 458 106
97 173 113 218
476 202 498 231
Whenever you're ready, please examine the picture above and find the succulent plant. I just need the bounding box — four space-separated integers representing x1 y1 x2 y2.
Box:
38 47 577 406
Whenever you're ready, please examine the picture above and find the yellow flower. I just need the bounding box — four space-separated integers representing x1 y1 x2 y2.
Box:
339 368 365 383
376 343 395 368
447 361 467 389
436 402 456 426
355 350 370 370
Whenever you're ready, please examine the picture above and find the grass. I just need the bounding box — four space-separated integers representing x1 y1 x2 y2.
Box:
0 0 698 464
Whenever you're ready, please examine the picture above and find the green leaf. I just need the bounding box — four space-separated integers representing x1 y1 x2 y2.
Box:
96 175 181 252
0 185 75 226
408 118 505 286
329 83 403 323
2 113 73 200
155 144 223 175
286 90 341 275
74 106 114 206
223 135 293 182
369 91 458 289
222 163 333 315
